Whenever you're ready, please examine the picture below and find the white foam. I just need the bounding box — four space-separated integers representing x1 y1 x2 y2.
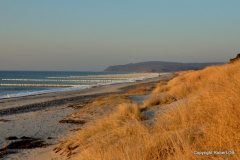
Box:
0 85 90 99
0 73 160 99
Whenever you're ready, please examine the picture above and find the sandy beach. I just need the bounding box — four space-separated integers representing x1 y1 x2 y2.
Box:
0 73 175 159
0 73 174 115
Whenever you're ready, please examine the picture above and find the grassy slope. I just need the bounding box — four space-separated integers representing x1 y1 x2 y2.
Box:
55 60 240 159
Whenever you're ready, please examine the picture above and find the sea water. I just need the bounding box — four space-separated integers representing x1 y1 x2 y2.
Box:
0 71 159 99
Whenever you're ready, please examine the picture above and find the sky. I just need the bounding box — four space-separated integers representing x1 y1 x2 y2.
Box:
0 0 239 71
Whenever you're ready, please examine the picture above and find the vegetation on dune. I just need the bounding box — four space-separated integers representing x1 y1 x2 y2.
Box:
125 86 152 95
229 53 240 63
56 58 240 159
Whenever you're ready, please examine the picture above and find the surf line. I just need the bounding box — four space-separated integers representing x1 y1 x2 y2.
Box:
2 79 122 82
0 84 76 87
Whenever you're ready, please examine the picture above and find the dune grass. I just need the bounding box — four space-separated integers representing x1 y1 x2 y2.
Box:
70 94 129 120
56 60 240 159
125 86 152 95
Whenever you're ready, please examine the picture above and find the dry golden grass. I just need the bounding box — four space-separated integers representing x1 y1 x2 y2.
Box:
152 84 169 94
55 102 147 158
70 94 129 120
125 86 152 95
56 60 240 159
155 81 167 87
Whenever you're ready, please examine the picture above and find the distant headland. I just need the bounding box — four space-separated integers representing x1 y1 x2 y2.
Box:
104 61 225 72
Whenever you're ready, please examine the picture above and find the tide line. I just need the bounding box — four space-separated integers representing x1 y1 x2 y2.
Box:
2 79 122 82
0 84 76 87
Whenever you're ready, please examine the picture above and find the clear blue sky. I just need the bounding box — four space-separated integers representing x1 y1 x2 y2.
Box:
0 0 239 71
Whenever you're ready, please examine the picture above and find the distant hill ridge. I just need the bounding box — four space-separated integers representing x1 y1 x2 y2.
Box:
104 61 225 72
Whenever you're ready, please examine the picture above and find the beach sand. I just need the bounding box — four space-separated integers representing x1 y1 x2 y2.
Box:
0 73 175 159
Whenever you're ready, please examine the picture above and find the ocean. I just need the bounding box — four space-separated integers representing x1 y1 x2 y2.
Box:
0 71 159 99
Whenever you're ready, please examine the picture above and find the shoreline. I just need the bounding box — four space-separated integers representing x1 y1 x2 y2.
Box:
0 72 159 99
0 72 176 159
0 73 175 117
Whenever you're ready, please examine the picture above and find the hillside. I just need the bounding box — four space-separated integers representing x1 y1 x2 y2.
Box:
104 61 225 72
55 59 240 159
